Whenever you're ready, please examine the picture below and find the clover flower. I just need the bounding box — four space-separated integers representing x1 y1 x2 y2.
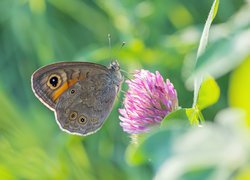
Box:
119 69 178 134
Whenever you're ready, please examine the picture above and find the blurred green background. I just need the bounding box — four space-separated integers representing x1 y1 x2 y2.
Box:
0 0 249 179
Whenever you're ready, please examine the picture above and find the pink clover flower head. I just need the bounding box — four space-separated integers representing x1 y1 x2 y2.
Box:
119 69 178 134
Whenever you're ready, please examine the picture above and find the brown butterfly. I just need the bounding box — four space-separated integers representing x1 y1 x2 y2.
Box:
31 61 123 136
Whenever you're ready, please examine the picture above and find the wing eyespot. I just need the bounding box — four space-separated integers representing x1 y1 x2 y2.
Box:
47 74 62 89
69 111 77 120
70 89 76 94
78 115 88 125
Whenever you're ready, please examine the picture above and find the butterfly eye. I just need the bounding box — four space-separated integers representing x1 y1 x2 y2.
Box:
47 74 61 89
78 115 88 125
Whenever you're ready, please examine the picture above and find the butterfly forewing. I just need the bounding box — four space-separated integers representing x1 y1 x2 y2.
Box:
31 62 108 110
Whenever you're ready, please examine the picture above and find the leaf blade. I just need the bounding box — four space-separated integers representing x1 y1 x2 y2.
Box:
197 75 220 110
192 0 220 107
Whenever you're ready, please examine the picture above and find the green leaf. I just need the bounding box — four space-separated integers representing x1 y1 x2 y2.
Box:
155 109 248 180
161 108 190 128
125 142 146 166
126 108 198 166
161 108 207 127
197 76 220 110
188 30 250 84
181 166 216 180
178 77 220 126
126 125 188 169
126 114 190 167
196 0 219 58
192 0 219 107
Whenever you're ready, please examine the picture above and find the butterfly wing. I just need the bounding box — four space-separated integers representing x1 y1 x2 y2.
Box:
54 72 119 135
31 62 108 110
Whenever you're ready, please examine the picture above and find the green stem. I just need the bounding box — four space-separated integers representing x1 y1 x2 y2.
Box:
198 110 205 123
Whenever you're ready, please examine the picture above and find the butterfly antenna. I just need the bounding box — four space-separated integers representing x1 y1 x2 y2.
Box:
111 41 126 61
117 41 126 57
120 42 126 50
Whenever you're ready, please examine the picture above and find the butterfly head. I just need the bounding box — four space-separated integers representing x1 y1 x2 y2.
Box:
109 60 120 71
108 60 123 88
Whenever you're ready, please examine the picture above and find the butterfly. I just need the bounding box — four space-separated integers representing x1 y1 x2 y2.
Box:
31 60 123 136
